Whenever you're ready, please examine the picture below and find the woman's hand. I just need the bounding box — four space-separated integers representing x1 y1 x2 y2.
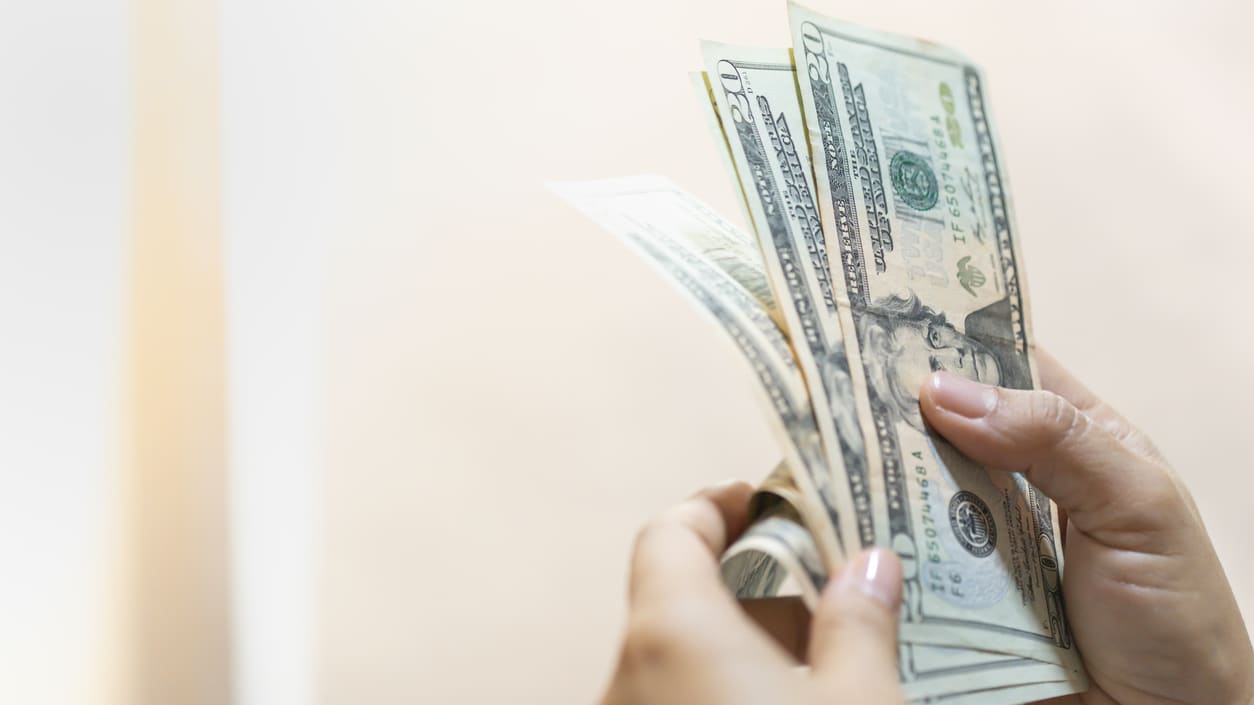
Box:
919 350 1254 705
600 480 905 705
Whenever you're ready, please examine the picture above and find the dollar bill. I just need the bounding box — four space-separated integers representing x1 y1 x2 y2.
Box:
722 506 825 604
550 176 846 562
694 40 1080 694
916 681 1081 705
554 174 1078 700
720 464 1075 701
688 71 758 237
788 2 1083 677
701 42 875 553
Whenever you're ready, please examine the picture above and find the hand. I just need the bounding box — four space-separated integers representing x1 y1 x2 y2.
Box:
600 480 905 705
919 350 1254 705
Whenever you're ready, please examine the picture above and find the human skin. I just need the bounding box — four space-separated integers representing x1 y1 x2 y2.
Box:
600 350 1254 705
598 479 906 705
919 350 1254 705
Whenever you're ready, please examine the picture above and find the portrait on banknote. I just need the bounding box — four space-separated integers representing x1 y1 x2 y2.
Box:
855 293 1032 433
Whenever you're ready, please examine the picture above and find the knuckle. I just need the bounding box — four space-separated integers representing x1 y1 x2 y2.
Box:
1025 390 1086 446
810 599 844 635
633 499 720 559
630 518 676 564
814 596 892 642
621 602 709 672
622 612 675 672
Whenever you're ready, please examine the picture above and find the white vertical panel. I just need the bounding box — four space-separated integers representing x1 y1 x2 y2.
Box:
0 2 131 704
223 1 339 703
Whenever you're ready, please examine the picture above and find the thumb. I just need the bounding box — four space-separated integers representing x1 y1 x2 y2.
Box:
809 548 903 696
919 371 1184 539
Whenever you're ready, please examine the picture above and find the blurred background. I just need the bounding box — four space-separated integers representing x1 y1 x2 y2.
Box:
1 0 1250 703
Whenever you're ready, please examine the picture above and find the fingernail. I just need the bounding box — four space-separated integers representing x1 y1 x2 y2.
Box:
928 372 998 419
832 548 900 611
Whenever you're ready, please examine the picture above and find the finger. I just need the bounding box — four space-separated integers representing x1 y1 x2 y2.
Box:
628 480 755 608
809 548 903 693
919 372 1183 539
739 596 810 661
615 482 794 705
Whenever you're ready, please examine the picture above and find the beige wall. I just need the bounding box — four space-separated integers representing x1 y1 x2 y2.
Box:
1 1 1250 704
317 1 1253 703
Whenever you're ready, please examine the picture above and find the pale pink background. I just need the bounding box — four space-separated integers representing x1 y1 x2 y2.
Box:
320 2 1253 703
1 1 1250 704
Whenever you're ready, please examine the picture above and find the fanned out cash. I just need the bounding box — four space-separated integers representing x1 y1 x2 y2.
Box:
552 4 1088 703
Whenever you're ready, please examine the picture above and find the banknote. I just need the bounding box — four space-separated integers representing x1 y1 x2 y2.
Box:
917 681 1081 705
555 9 1091 697
688 71 757 237
550 176 846 563
694 39 1079 693
722 505 824 605
561 174 782 321
554 175 1078 701
788 2 1082 676
720 464 1074 701
701 42 875 553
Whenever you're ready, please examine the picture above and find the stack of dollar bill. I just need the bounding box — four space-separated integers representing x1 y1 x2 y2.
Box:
554 5 1087 703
